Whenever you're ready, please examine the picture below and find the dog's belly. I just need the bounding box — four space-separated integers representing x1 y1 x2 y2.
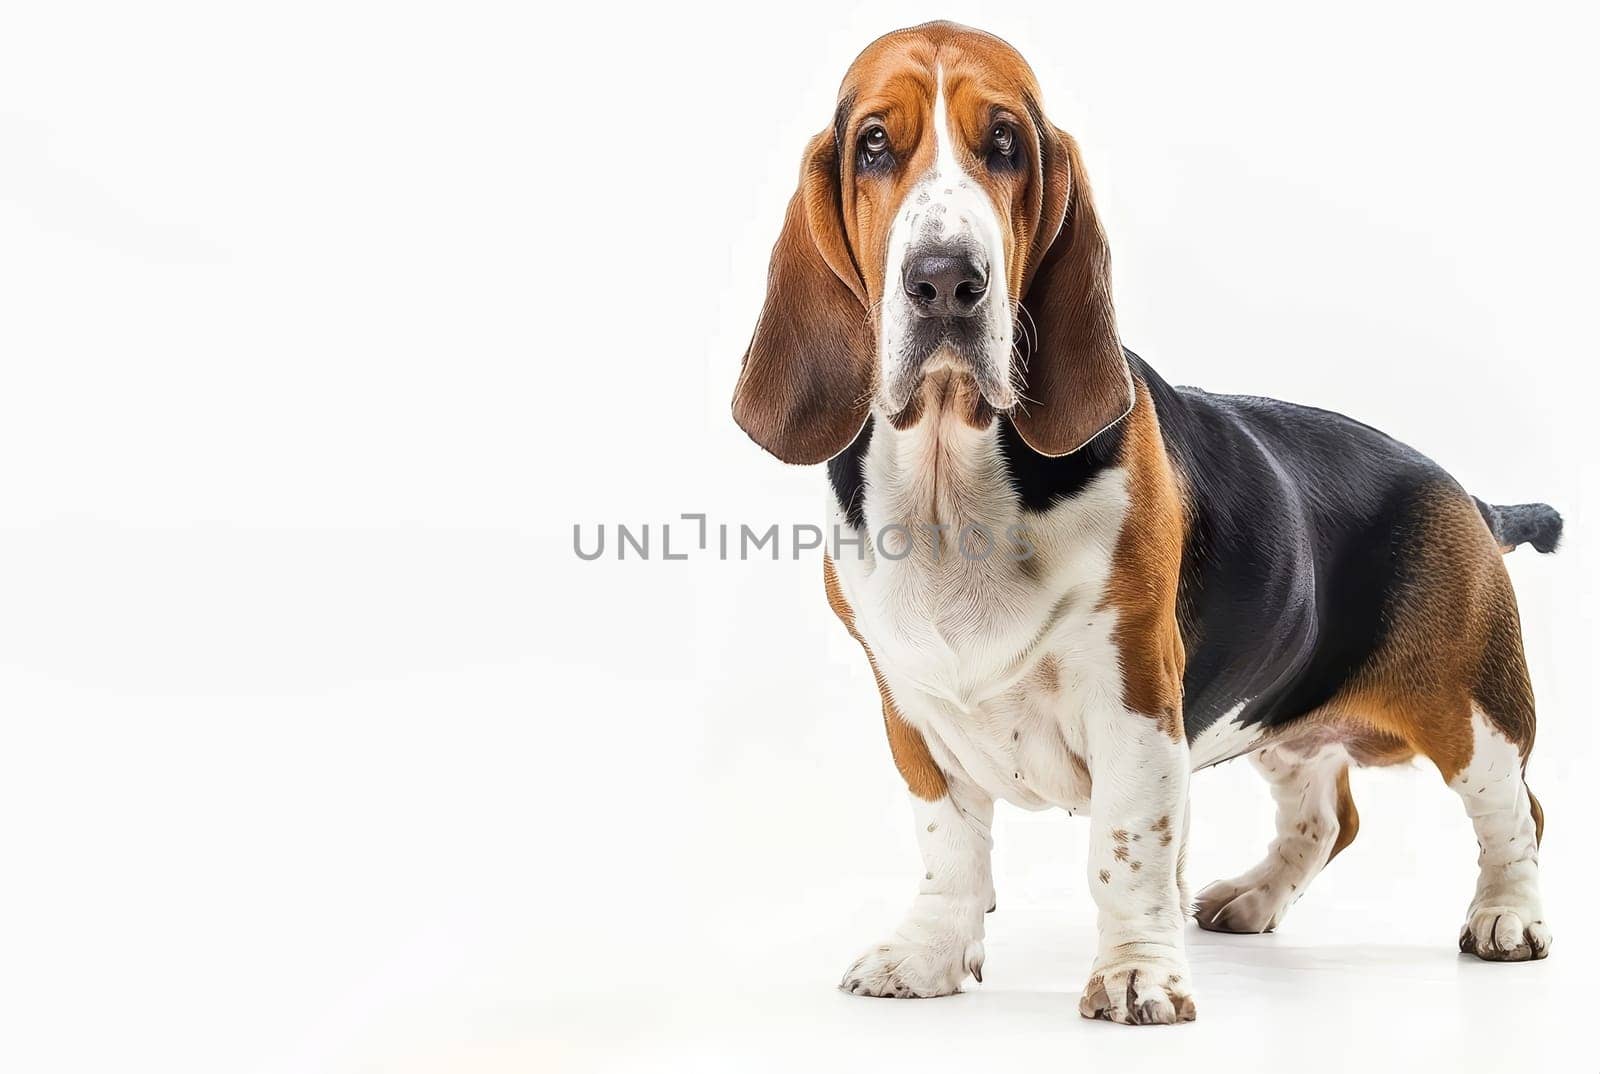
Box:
885 643 1104 812
1187 701 1267 769
865 633 1104 811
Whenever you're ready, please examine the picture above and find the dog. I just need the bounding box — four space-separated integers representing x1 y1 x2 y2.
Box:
731 21 1560 1025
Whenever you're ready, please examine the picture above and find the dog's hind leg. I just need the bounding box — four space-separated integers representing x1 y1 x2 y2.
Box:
1194 741 1358 933
1395 496 1552 960
1443 707 1550 961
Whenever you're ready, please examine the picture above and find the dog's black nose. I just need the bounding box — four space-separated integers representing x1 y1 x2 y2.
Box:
903 248 988 317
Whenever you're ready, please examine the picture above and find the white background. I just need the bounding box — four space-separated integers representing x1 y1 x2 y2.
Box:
1 1 1596 1071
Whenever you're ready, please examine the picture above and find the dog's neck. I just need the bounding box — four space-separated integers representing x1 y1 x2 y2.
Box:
830 367 1141 544
866 371 1011 532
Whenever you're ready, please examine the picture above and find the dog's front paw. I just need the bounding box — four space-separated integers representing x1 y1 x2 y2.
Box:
840 936 984 998
1078 952 1196 1025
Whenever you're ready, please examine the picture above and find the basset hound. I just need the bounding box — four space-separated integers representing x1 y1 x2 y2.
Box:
732 21 1561 1024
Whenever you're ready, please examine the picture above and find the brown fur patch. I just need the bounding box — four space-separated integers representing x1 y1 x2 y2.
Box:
730 138 876 465
1307 484 1537 781
1100 378 1187 739
1328 767 1360 863
824 555 949 800
1034 653 1062 694
1339 729 1416 767
1151 814 1173 847
888 367 995 432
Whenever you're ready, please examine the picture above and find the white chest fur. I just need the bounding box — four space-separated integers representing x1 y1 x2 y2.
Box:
830 410 1134 811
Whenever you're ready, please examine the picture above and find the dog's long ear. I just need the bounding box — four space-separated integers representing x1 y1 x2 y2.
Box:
1012 123 1134 457
732 129 874 466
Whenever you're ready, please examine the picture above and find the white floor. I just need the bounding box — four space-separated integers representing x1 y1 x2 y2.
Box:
523 771 1592 1074
537 900 1588 1074
4 626 1589 1074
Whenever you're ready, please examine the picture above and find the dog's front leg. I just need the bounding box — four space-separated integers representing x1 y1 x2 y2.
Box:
1078 705 1196 1024
840 778 994 998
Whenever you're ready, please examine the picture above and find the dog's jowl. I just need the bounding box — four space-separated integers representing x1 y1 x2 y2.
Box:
733 21 1560 1025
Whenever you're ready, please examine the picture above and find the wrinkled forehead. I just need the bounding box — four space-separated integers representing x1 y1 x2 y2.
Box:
836 25 1041 128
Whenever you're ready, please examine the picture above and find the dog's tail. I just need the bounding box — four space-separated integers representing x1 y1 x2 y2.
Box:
1474 497 1564 554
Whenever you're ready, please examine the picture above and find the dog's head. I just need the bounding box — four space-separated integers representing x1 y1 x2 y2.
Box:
732 21 1132 464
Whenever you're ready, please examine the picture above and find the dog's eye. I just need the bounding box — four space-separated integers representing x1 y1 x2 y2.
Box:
858 124 893 171
987 122 1021 172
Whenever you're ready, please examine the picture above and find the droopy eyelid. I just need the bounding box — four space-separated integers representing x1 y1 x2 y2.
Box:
984 107 1024 138
856 114 890 141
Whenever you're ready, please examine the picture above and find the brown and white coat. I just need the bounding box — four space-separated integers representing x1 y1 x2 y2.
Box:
733 21 1560 1024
